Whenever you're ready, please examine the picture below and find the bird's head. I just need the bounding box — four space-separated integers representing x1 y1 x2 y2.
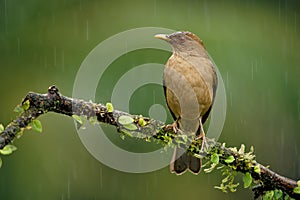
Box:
155 31 205 55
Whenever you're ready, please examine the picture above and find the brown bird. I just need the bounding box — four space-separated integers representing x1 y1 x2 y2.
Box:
155 31 217 175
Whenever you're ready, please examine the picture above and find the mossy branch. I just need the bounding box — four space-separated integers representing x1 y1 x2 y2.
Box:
0 86 299 199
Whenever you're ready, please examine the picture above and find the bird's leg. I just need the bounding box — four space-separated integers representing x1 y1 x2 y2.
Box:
198 122 209 153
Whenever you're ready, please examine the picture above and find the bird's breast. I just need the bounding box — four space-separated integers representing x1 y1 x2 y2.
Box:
163 53 215 120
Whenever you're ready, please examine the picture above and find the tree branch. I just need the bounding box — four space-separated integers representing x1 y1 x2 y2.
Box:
0 86 299 199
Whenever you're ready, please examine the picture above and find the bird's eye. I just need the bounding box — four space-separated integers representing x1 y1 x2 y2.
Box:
177 35 186 43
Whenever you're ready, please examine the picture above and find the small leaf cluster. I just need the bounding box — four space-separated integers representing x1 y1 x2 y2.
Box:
294 180 300 194
214 167 240 193
117 114 150 140
204 143 260 193
0 124 18 168
0 145 17 155
0 100 44 168
262 189 291 200
14 99 30 113
154 128 174 146
203 149 240 193
72 114 99 129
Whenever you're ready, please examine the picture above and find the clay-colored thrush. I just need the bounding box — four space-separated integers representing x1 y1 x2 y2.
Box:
155 31 217 175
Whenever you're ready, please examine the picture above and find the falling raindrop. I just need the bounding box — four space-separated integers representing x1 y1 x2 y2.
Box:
17 37 20 55
67 178 70 199
254 58 258 73
80 0 82 11
295 12 297 34
62 50 65 71
153 0 156 16
226 71 229 89
294 143 298 158
285 0 288 32
278 0 281 23
153 90 156 104
251 61 254 80
260 56 263 67
86 19 89 41
297 99 300 120
146 181 151 196
44 56 47 68
284 71 288 86
4 0 7 18
298 155 300 177
54 46 57 66
230 91 233 107
52 12 56 25
4 0 7 34
280 128 285 148
99 167 103 190
72 167 77 180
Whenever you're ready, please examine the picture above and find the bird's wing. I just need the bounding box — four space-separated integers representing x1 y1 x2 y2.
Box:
163 79 177 120
201 66 218 124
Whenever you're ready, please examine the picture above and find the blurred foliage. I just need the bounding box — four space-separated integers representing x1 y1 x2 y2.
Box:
0 0 300 199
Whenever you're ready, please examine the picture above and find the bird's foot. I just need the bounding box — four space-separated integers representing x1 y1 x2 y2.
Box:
166 121 179 133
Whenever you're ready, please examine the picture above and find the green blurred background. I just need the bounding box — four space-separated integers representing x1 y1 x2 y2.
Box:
1 0 300 199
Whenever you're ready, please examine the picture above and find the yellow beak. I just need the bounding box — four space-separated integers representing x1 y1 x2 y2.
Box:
154 34 171 42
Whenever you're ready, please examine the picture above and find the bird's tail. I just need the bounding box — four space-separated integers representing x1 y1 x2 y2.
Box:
170 147 202 175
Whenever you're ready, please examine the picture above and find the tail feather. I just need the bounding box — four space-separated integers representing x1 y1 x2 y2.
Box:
170 147 202 175
188 154 202 174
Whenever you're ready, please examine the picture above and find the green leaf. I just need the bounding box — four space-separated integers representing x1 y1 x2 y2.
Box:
214 185 227 193
123 124 138 131
106 102 114 113
72 115 83 124
121 130 133 137
284 195 290 200
138 117 147 126
0 157 2 168
238 144 245 154
0 124 4 133
73 115 87 129
254 164 261 174
297 180 300 186
0 147 11 155
0 145 17 155
118 115 134 125
14 105 24 113
221 175 229 183
273 189 283 199
263 191 274 200
22 100 30 111
294 186 300 194
249 146 254 153
31 119 42 133
211 153 219 164
204 163 217 173
120 134 125 140
89 116 98 125
224 155 235 163
229 183 239 192
192 153 201 159
7 145 17 152
243 172 252 188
